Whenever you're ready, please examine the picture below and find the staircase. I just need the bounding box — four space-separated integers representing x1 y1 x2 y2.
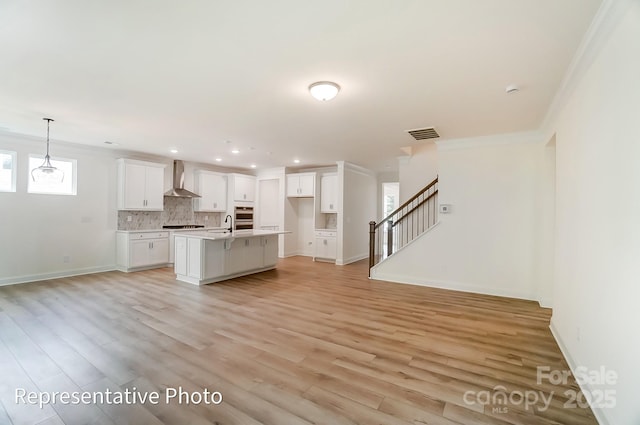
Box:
369 177 439 275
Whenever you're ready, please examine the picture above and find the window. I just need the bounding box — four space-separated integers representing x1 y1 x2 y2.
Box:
0 150 17 192
28 155 77 195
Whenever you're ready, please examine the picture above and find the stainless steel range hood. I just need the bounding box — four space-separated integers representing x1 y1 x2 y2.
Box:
164 160 201 198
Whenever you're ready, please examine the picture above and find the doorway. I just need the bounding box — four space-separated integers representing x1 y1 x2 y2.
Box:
382 182 400 219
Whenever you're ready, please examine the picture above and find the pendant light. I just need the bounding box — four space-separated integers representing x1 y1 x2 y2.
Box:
31 118 64 183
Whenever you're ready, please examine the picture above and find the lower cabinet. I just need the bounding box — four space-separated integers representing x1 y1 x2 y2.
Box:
175 235 278 285
314 230 337 261
263 235 278 266
117 231 170 272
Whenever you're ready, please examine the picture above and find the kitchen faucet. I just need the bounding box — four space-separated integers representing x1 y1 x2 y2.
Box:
224 214 233 233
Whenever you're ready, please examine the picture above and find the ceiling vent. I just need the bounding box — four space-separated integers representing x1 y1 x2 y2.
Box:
406 127 439 141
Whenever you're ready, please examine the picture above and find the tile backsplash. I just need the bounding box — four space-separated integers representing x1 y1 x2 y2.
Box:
117 197 222 230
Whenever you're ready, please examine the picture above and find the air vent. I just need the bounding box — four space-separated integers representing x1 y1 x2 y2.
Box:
406 127 439 141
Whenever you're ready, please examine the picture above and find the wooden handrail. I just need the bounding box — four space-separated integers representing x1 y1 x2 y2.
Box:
391 190 438 228
375 176 438 230
369 176 439 271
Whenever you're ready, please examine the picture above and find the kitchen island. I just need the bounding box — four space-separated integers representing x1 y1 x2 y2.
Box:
173 230 287 285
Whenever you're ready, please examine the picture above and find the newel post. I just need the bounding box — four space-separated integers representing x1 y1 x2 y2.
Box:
369 221 376 273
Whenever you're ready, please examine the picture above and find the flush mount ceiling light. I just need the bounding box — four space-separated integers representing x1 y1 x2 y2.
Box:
31 118 64 183
309 81 340 101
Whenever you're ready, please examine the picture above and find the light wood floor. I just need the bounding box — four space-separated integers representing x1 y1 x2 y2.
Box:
0 257 596 425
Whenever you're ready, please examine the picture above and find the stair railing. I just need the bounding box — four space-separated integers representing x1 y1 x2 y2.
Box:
369 177 438 274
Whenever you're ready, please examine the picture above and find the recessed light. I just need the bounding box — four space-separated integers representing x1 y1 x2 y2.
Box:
170 149 178 154
293 159 300 164
250 164 257 169
215 157 222 162
249 146 256 151
224 140 232 144
231 149 240 154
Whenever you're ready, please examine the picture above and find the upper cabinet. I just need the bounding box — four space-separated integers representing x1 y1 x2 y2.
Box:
320 174 338 213
230 174 256 202
193 170 227 212
287 173 315 197
117 159 166 211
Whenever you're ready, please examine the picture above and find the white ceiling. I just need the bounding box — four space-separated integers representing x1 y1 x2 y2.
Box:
0 0 601 172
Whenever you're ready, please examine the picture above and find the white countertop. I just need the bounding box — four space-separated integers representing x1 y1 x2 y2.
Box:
173 229 289 241
116 227 227 234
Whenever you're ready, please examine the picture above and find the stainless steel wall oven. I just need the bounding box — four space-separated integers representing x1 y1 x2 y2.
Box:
234 206 254 230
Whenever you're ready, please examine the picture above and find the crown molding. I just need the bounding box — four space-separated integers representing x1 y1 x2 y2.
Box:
338 161 376 177
541 0 634 138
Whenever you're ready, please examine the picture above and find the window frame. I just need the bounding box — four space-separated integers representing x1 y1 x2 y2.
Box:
0 149 17 193
27 154 78 196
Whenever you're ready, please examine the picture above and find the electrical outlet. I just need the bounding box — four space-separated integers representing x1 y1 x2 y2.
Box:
127 216 132 222
576 327 581 342
63 255 70 263
205 215 209 221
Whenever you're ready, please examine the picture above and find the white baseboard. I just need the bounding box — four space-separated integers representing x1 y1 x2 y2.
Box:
370 271 536 302
0 265 117 287
336 253 368 266
549 321 610 425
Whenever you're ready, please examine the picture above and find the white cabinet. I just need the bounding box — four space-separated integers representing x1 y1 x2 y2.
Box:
203 239 226 279
320 174 338 213
287 173 315 197
231 174 256 202
314 230 336 261
175 234 280 285
193 170 227 212
225 237 263 274
117 231 170 271
175 236 227 280
263 235 278 266
117 159 166 211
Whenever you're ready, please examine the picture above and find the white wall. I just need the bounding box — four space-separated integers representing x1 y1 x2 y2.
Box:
549 3 640 423
372 136 540 300
376 170 399 221
0 133 118 284
532 137 556 308
337 162 377 265
398 143 438 203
